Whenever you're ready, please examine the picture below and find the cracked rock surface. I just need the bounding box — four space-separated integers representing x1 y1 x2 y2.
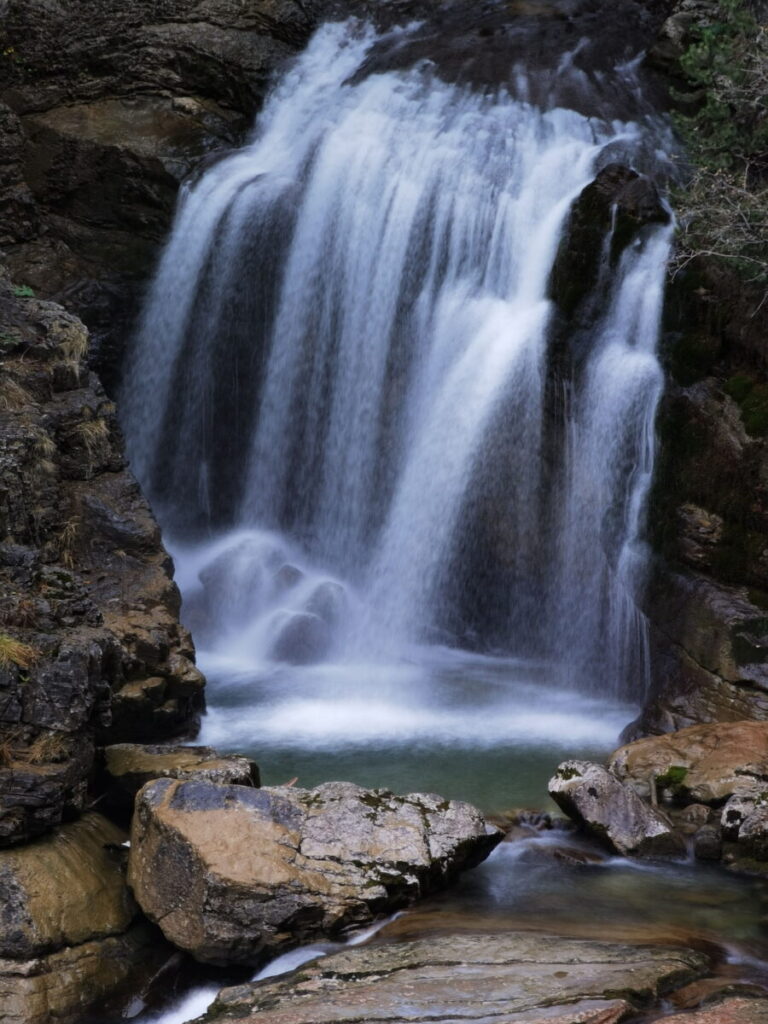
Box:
128 779 503 965
198 931 709 1024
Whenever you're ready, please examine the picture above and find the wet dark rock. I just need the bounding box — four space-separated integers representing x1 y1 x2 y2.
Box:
0 0 316 391
625 571 768 739
693 824 722 861
549 760 685 857
550 162 670 320
128 778 503 965
197 931 709 1024
736 806 768 862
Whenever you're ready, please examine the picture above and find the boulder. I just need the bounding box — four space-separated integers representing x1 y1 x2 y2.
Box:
269 610 331 664
0 812 170 1024
199 931 709 1024
610 722 768 805
693 824 722 861
548 761 684 857
721 791 767 842
735 805 768 861
101 743 260 811
627 571 768 740
128 779 503 965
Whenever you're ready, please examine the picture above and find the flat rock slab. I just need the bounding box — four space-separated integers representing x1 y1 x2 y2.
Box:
128 779 502 965
199 932 709 1024
610 722 768 804
102 743 259 809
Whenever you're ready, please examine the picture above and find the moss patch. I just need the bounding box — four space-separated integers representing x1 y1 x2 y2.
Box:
655 765 689 789
725 374 768 437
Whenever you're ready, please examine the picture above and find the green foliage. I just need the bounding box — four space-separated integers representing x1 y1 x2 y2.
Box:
655 765 688 789
674 0 768 171
672 0 768 287
12 284 34 298
724 373 768 435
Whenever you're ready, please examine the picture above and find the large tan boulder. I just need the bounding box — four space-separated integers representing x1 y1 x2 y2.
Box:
128 778 503 965
609 721 768 804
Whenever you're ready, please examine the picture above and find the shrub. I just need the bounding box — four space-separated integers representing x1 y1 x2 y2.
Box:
671 0 768 289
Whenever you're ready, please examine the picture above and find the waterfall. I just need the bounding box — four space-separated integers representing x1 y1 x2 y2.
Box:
121 19 672 707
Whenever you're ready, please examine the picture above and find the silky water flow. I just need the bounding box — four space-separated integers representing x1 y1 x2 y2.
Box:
121 20 673 808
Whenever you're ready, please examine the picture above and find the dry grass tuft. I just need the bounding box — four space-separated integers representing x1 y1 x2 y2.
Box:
33 431 56 460
0 634 40 671
0 377 31 412
75 417 109 456
59 331 89 364
0 729 69 767
25 731 69 764
57 517 81 568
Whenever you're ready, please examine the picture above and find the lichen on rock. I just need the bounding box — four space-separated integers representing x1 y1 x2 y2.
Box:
128 778 503 965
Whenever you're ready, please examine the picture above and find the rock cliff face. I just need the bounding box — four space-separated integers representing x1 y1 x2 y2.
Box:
0 0 317 389
636 0 768 734
0 273 204 847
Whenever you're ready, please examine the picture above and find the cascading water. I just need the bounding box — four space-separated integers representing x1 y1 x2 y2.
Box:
121 17 673 800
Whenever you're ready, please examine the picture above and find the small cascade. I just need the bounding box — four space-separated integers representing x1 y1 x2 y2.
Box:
121 18 673 710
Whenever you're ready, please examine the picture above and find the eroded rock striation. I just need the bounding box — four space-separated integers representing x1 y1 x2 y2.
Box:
0 275 204 846
198 931 709 1024
128 779 503 964
0 812 170 1024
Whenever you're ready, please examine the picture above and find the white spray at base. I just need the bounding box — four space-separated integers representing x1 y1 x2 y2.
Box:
121 19 673 750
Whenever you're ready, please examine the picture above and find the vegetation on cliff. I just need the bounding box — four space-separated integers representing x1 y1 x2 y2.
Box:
671 0 768 291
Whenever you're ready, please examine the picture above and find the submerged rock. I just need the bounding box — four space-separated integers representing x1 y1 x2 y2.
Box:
199 931 709 1024
269 610 332 664
128 779 503 965
548 760 684 857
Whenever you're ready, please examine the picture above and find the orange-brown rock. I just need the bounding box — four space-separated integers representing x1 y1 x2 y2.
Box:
610 721 768 804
